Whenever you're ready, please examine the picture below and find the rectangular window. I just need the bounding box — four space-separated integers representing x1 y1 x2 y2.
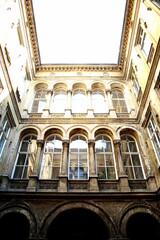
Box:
154 71 160 95
131 67 141 97
147 116 160 164
0 115 11 157
136 24 154 63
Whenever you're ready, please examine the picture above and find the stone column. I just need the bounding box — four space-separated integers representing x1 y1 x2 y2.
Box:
27 140 43 191
87 89 94 117
58 140 69 192
43 90 52 117
88 140 99 191
114 140 130 192
106 89 117 118
65 90 72 117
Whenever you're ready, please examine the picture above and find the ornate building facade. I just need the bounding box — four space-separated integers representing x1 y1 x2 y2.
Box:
0 0 160 239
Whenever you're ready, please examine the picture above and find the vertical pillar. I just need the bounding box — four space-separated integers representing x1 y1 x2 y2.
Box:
106 89 117 118
27 140 43 191
114 140 130 192
88 140 99 192
65 90 72 117
43 90 52 117
58 140 69 192
87 89 94 117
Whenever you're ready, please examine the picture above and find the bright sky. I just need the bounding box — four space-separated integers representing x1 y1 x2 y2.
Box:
32 0 126 64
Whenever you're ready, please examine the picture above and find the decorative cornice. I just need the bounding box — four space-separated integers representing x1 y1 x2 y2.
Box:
25 0 135 73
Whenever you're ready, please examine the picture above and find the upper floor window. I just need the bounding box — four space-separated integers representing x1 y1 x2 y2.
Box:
136 23 155 63
95 135 116 179
72 89 87 113
12 134 37 179
111 89 128 113
147 116 160 164
31 88 47 113
92 89 107 113
40 135 62 179
154 71 160 96
0 115 11 157
69 135 88 180
0 78 4 94
131 67 141 98
121 134 144 179
51 89 67 113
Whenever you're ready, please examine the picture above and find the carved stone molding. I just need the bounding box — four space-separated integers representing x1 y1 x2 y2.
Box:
25 0 135 73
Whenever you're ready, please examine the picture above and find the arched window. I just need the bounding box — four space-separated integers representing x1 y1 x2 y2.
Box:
69 135 88 180
111 89 128 113
12 134 37 179
95 135 116 179
120 134 144 179
92 89 107 113
52 89 67 113
72 89 87 113
31 88 47 113
40 135 62 179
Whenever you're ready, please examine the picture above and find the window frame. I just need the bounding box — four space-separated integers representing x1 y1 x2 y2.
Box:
111 88 128 113
0 114 11 158
95 135 117 180
31 88 47 113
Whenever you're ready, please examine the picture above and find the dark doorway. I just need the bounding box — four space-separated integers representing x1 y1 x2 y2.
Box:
126 212 160 240
0 212 30 240
47 208 110 240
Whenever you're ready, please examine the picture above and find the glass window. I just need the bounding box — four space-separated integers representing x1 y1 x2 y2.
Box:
69 135 88 180
147 116 160 164
51 89 67 113
0 115 11 157
92 89 107 113
72 89 87 113
40 135 62 179
12 134 37 179
138 26 152 60
111 89 128 113
131 67 140 97
121 134 144 179
151 0 160 8
95 135 116 179
31 88 47 113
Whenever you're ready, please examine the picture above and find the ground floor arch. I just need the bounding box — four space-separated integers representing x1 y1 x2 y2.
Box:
46 207 110 240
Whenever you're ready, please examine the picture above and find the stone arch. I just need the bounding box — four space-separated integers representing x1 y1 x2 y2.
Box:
43 127 64 140
92 125 115 139
118 201 160 239
91 82 106 91
0 200 38 238
53 82 67 91
72 82 87 91
67 125 90 139
40 201 117 239
33 82 48 91
41 125 66 139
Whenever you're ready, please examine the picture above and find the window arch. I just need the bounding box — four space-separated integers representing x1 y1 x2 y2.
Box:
72 89 87 113
69 135 88 180
31 87 47 113
92 89 107 113
120 134 145 179
111 88 128 113
51 89 67 113
95 135 116 179
40 135 62 179
12 134 37 179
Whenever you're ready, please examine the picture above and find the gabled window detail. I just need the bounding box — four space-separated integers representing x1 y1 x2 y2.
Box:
95 135 116 179
69 135 88 180
52 89 67 113
31 88 47 113
111 89 128 113
72 89 87 113
147 116 160 164
40 135 62 179
92 89 107 113
12 134 37 179
121 134 144 179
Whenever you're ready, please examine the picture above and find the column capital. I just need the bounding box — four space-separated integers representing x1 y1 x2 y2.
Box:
62 140 70 146
37 140 44 147
113 139 121 146
88 139 95 146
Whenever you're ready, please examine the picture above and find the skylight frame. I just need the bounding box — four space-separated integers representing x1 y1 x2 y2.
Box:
25 0 134 72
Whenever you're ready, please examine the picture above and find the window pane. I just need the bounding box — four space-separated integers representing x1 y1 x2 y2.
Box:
107 167 116 179
97 167 106 179
13 166 23 178
134 167 144 179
